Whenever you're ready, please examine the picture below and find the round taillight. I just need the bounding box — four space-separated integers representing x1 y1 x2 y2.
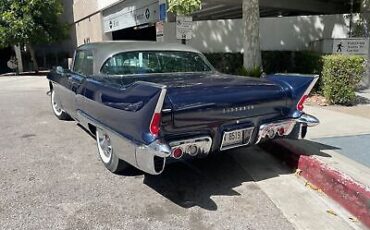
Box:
172 148 183 159
297 95 308 111
150 113 161 137
278 127 285 136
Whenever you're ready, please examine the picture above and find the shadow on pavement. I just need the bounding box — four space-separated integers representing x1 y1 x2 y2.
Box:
80 118 338 211
143 153 254 210
144 148 290 211
130 139 340 210
261 139 337 158
259 139 338 170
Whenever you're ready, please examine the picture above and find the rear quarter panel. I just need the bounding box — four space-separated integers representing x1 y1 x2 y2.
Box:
47 71 71 112
79 78 163 145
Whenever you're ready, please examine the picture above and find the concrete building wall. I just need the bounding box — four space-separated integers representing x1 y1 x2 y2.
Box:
73 0 99 22
73 0 122 22
97 0 124 10
75 13 112 46
163 14 351 53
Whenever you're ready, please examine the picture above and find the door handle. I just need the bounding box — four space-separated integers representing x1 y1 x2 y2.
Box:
68 76 84 92
71 82 80 92
68 76 83 84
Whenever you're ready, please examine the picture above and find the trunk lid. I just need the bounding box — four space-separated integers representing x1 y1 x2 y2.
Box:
157 73 289 128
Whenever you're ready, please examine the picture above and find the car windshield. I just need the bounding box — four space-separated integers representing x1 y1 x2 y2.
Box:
100 51 213 75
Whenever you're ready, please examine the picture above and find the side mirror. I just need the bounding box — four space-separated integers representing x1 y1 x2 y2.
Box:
55 66 65 75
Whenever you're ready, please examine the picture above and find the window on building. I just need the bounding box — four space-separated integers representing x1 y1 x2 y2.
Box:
73 50 94 76
100 51 212 75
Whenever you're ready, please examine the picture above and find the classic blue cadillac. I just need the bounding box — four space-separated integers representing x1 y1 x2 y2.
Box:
47 41 319 175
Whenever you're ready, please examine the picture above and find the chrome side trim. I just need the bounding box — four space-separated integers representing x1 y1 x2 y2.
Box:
154 87 167 113
303 75 319 98
134 80 167 89
162 108 172 113
169 136 213 157
296 113 320 127
149 86 167 137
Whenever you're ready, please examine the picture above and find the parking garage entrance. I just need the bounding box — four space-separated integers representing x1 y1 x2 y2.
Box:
112 25 156 41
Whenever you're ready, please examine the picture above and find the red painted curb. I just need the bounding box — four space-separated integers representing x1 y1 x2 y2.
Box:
261 140 370 228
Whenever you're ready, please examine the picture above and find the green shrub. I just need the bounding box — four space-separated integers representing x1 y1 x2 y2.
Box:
205 51 324 92
322 55 366 105
237 66 263 77
204 53 243 75
261 51 322 74
205 51 322 75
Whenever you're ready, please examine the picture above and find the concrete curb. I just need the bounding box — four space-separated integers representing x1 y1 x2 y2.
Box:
261 140 370 228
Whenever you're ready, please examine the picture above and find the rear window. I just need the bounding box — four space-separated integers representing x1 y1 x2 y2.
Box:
100 51 212 75
74 50 94 76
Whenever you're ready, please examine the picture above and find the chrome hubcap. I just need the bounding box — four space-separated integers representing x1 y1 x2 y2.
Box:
97 130 112 164
51 90 63 116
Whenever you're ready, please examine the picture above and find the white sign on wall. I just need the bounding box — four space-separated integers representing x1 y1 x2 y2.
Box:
103 0 159 33
176 16 193 40
332 38 369 55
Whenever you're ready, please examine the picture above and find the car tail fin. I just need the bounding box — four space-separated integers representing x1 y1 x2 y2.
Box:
149 87 167 137
266 74 319 112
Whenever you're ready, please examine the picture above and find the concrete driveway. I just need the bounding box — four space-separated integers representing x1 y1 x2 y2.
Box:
0 76 363 230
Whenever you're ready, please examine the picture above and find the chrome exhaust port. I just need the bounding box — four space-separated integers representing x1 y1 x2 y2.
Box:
169 136 212 158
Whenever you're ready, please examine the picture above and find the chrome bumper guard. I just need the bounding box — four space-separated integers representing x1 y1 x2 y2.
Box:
169 136 213 157
135 140 171 175
256 113 319 144
256 120 296 144
296 113 320 127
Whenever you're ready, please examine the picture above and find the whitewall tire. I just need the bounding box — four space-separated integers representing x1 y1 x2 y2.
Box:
96 128 131 173
51 89 71 120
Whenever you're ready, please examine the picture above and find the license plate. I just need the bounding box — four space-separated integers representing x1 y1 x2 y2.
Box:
221 127 254 151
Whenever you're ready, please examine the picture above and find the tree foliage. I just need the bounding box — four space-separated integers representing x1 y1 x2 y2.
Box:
0 0 68 47
0 0 69 72
167 0 202 15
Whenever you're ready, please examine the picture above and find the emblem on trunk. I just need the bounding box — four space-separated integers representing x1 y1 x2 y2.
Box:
223 105 255 113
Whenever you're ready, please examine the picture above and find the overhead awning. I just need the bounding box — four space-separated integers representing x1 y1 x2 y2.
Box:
193 0 361 20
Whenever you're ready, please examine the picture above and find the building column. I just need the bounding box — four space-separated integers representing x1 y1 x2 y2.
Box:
243 0 261 70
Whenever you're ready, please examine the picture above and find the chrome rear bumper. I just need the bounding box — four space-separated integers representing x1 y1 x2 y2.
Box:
139 113 320 174
296 113 320 127
78 110 319 176
136 140 171 175
255 113 319 144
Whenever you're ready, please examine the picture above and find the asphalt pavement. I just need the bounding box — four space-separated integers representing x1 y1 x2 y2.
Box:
314 134 370 168
0 76 364 230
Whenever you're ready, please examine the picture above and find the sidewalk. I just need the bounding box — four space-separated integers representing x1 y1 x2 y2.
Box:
305 106 370 139
357 88 370 102
268 105 370 228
